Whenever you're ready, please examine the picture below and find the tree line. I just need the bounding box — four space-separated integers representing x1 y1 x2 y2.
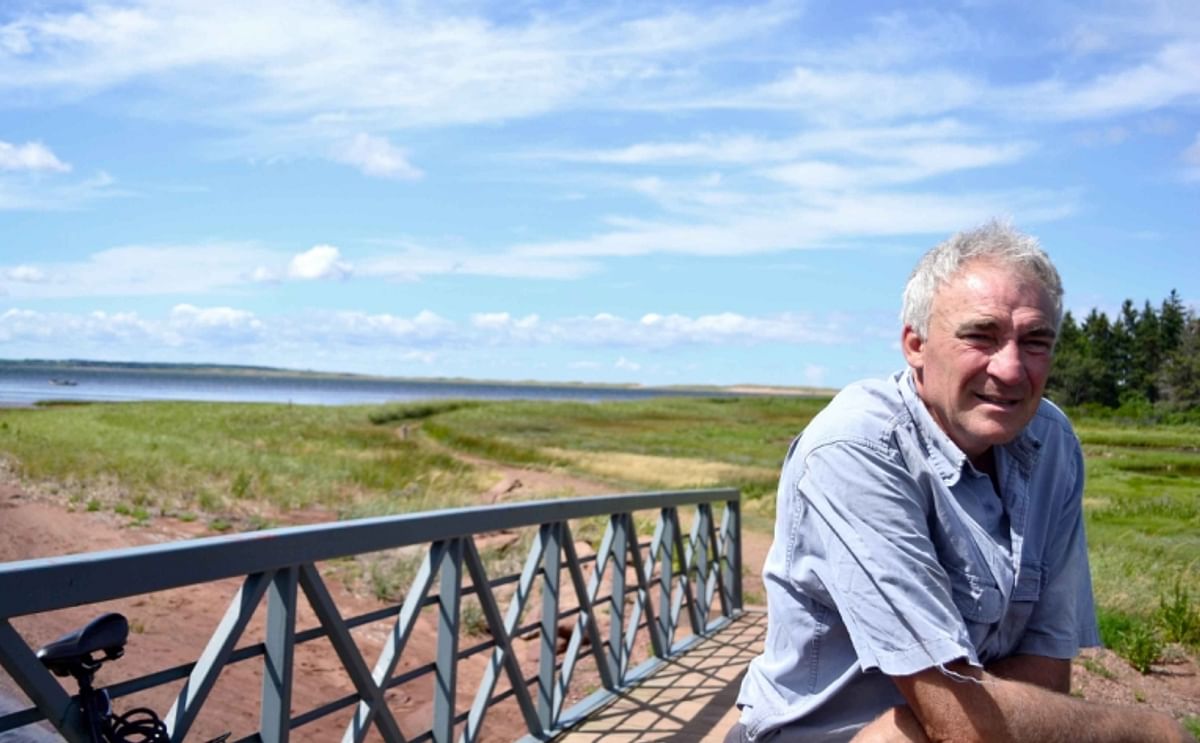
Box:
1047 289 1200 415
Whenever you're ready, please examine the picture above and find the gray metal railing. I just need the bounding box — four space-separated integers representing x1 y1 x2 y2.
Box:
0 488 742 742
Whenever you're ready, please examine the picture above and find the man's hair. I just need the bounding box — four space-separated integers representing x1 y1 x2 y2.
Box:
901 219 1064 339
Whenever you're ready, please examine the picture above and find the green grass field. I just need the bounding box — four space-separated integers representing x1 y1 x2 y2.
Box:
1 396 1196 662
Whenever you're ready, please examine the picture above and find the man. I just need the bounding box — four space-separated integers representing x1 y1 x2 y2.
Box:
730 221 1193 742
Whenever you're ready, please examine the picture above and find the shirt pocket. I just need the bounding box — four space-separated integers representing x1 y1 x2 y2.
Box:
995 562 1043 655
948 565 1004 623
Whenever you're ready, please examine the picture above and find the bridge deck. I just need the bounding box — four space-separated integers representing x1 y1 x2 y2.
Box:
559 608 766 742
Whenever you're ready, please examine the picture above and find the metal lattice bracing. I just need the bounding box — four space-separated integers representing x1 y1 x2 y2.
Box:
0 489 742 742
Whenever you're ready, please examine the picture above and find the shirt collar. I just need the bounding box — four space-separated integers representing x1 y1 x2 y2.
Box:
898 368 966 484
896 368 1043 483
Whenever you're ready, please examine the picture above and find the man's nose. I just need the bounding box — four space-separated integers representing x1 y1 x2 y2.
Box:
989 340 1025 385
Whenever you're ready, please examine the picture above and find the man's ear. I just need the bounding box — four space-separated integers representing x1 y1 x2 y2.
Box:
901 325 924 370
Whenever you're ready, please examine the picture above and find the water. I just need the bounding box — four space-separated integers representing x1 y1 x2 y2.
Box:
0 365 719 407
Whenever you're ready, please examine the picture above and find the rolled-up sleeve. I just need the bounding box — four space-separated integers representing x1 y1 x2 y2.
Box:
796 441 978 676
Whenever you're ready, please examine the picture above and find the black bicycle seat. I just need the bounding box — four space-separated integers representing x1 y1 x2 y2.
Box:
36 613 129 676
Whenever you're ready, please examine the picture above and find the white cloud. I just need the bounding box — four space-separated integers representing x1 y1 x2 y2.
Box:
316 309 454 346
5 265 47 282
749 66 984 122
509 187 1076 260
249 266 279 283
288 244 351 280
615 356 641 371
0 1 791 154
0 168 122 211
360 247 597 281
333 133 423 180
1012 42 1200 121
0 243 280 298
0 306 862 359
170 304 262 329
0 140 70 172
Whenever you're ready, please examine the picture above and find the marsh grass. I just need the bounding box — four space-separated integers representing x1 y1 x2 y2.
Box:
422 396 824 502
0 401 478 518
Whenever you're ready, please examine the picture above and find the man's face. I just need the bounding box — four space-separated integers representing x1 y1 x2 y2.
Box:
902 258 1057 464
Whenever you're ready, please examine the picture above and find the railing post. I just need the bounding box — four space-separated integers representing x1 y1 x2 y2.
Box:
537 522 562 730
610 513 627 683
657 508 675 654
434 539 464 743
261 566 298 743
729 498 743 611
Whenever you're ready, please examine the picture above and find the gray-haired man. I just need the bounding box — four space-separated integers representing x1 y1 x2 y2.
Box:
730 222 1193 742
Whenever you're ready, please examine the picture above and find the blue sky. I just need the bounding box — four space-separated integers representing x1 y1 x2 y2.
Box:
0 0 1197 388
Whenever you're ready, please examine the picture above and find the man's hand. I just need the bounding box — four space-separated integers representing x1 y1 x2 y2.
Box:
850 660 1195 743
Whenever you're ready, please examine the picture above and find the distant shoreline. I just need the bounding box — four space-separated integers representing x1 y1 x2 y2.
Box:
0 358 838 398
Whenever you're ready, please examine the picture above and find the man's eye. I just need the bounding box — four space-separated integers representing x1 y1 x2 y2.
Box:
1023 339 1053 353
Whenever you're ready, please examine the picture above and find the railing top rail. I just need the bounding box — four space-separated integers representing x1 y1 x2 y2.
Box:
0 488 739 618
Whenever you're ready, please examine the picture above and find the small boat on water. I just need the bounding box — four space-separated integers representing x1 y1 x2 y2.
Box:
49 379 79 387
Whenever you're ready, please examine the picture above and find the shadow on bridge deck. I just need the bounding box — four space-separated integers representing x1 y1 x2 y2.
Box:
557 608 766 742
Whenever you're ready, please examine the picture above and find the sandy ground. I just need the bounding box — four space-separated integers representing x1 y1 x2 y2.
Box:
1 453 1196 741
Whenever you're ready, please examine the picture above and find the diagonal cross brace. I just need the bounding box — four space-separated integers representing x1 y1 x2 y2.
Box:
299 564 406 743
165 570 275 741
552 522 616 723
346 542 448 743
623 512 666 661
0 620 85 743
459 536 543 743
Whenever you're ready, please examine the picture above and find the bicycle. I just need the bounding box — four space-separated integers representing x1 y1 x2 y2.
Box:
36 612 229 743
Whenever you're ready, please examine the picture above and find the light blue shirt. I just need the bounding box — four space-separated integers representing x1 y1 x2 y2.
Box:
736 370 1100 741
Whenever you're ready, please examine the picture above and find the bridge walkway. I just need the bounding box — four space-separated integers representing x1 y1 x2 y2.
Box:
560 607 765 742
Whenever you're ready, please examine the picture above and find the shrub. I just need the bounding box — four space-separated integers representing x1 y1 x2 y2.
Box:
1118 622 1164 674
1156 577 1200 647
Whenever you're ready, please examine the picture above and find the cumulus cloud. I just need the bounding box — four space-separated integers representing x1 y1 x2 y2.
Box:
615 356 641 371
333 134 423 180
288 244 352 280
0 140 70 172
170 303 261 327
471 312 540 339
317 309 454 346
0 306 858 359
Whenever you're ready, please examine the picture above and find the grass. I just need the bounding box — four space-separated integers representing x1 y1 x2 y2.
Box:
1 394 1197 673
420 395 826 503
0 401 479 520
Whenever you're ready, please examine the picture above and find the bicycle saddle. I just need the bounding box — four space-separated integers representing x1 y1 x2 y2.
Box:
36 612 129 677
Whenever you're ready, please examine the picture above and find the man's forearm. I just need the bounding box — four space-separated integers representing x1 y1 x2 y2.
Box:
877 663 1194 743
985 653 1071 693
969 674 1191 743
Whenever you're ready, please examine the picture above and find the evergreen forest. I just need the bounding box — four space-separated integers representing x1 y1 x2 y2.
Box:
1047 290 1200 419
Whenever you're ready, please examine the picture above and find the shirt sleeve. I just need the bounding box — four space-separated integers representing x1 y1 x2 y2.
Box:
794 439 979 677
1016 438 1101 657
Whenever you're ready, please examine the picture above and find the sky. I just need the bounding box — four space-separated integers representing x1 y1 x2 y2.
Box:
0 0 1197 389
